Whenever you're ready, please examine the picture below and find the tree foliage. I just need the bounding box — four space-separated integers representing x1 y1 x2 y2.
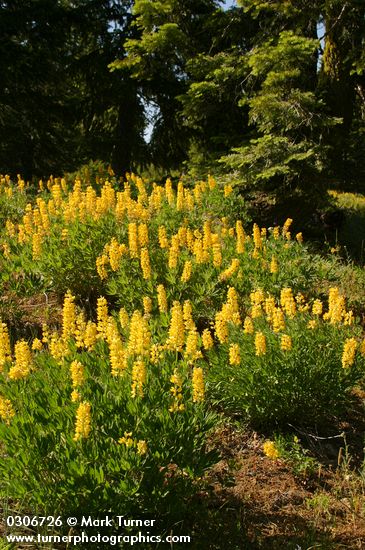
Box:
0 0 365 193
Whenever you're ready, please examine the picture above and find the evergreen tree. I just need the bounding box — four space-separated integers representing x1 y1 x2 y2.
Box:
220 31 340 196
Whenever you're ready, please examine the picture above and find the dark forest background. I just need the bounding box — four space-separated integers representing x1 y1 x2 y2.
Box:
1 0 365 199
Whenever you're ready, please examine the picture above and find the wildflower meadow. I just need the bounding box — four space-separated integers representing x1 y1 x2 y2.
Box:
0 171 365 547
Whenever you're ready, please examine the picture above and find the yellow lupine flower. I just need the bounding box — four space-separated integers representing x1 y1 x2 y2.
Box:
178 225 188 247
167 301 185 351
272 308 285 332
8 340 32 380
224 184 233 197
229 343 241 365
128 222 139 258
270 256 278 273
280 334 292 351
183 300 196 331
165 177 175 206
215 310 228 344
296 232 303 243
168 235 180 270
73 402 91 441
74 312 87 349
236 220 245 253
295 293 308 312
219 258 240 281
181 260 192 283
2 242 10 259
201 329 214 350
119 308 129 329
109 238 125 271
312 299 323 316
32 232 42 260
71 390 81 402
307 320 317 329
84 321 98 349
343 310 354 326
0 322 11 370
176 180 184 210
193 237 206 264
280 288 296 317
272 226 280 239
243 316 254 334
96 254 109 280
158 226 169 249
96 297 109 338
342 338 357 369
212 241 222 267
109 336 127 376
131 359 146 398
140 248 152 280
169 369 185 413
62 291 76 341
185 329 201 362
137 440 148 455
5 220 16 237
143 296 153 316
138 223 149 247
0 396 15 424
282 218 293 236
128 310 151 357
255 332 266 356
252 223 262 249
208 174 216 189
157 284 168 314
119 431 134 447
192 367 205 403
263 440 279 459
327 287 345 324
31 338 43 351
225 287 241 325
264 297 276 321
251 288 265 306
70 360 85 388
48 333 68 362
41 323 50 344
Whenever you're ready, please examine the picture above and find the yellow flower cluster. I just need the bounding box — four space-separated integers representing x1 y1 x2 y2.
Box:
280 334 292 351
131 359 146 398
97 296 109 337
229 343 241 365
219 258 240 281
263 440 280 459
192 367 205 403
0 396 15 424
202 329 214 350
70 360 85 388
167 301 185 351
8 340 32 380
169 369 185 412
118 432 148 455
280 288 296 317
342 338 357 369
0 321 11 370
255 332 266 356
325 287 345 324
128 311 150 358
62 291 76 340
73 401 91 441
157 284 168 313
